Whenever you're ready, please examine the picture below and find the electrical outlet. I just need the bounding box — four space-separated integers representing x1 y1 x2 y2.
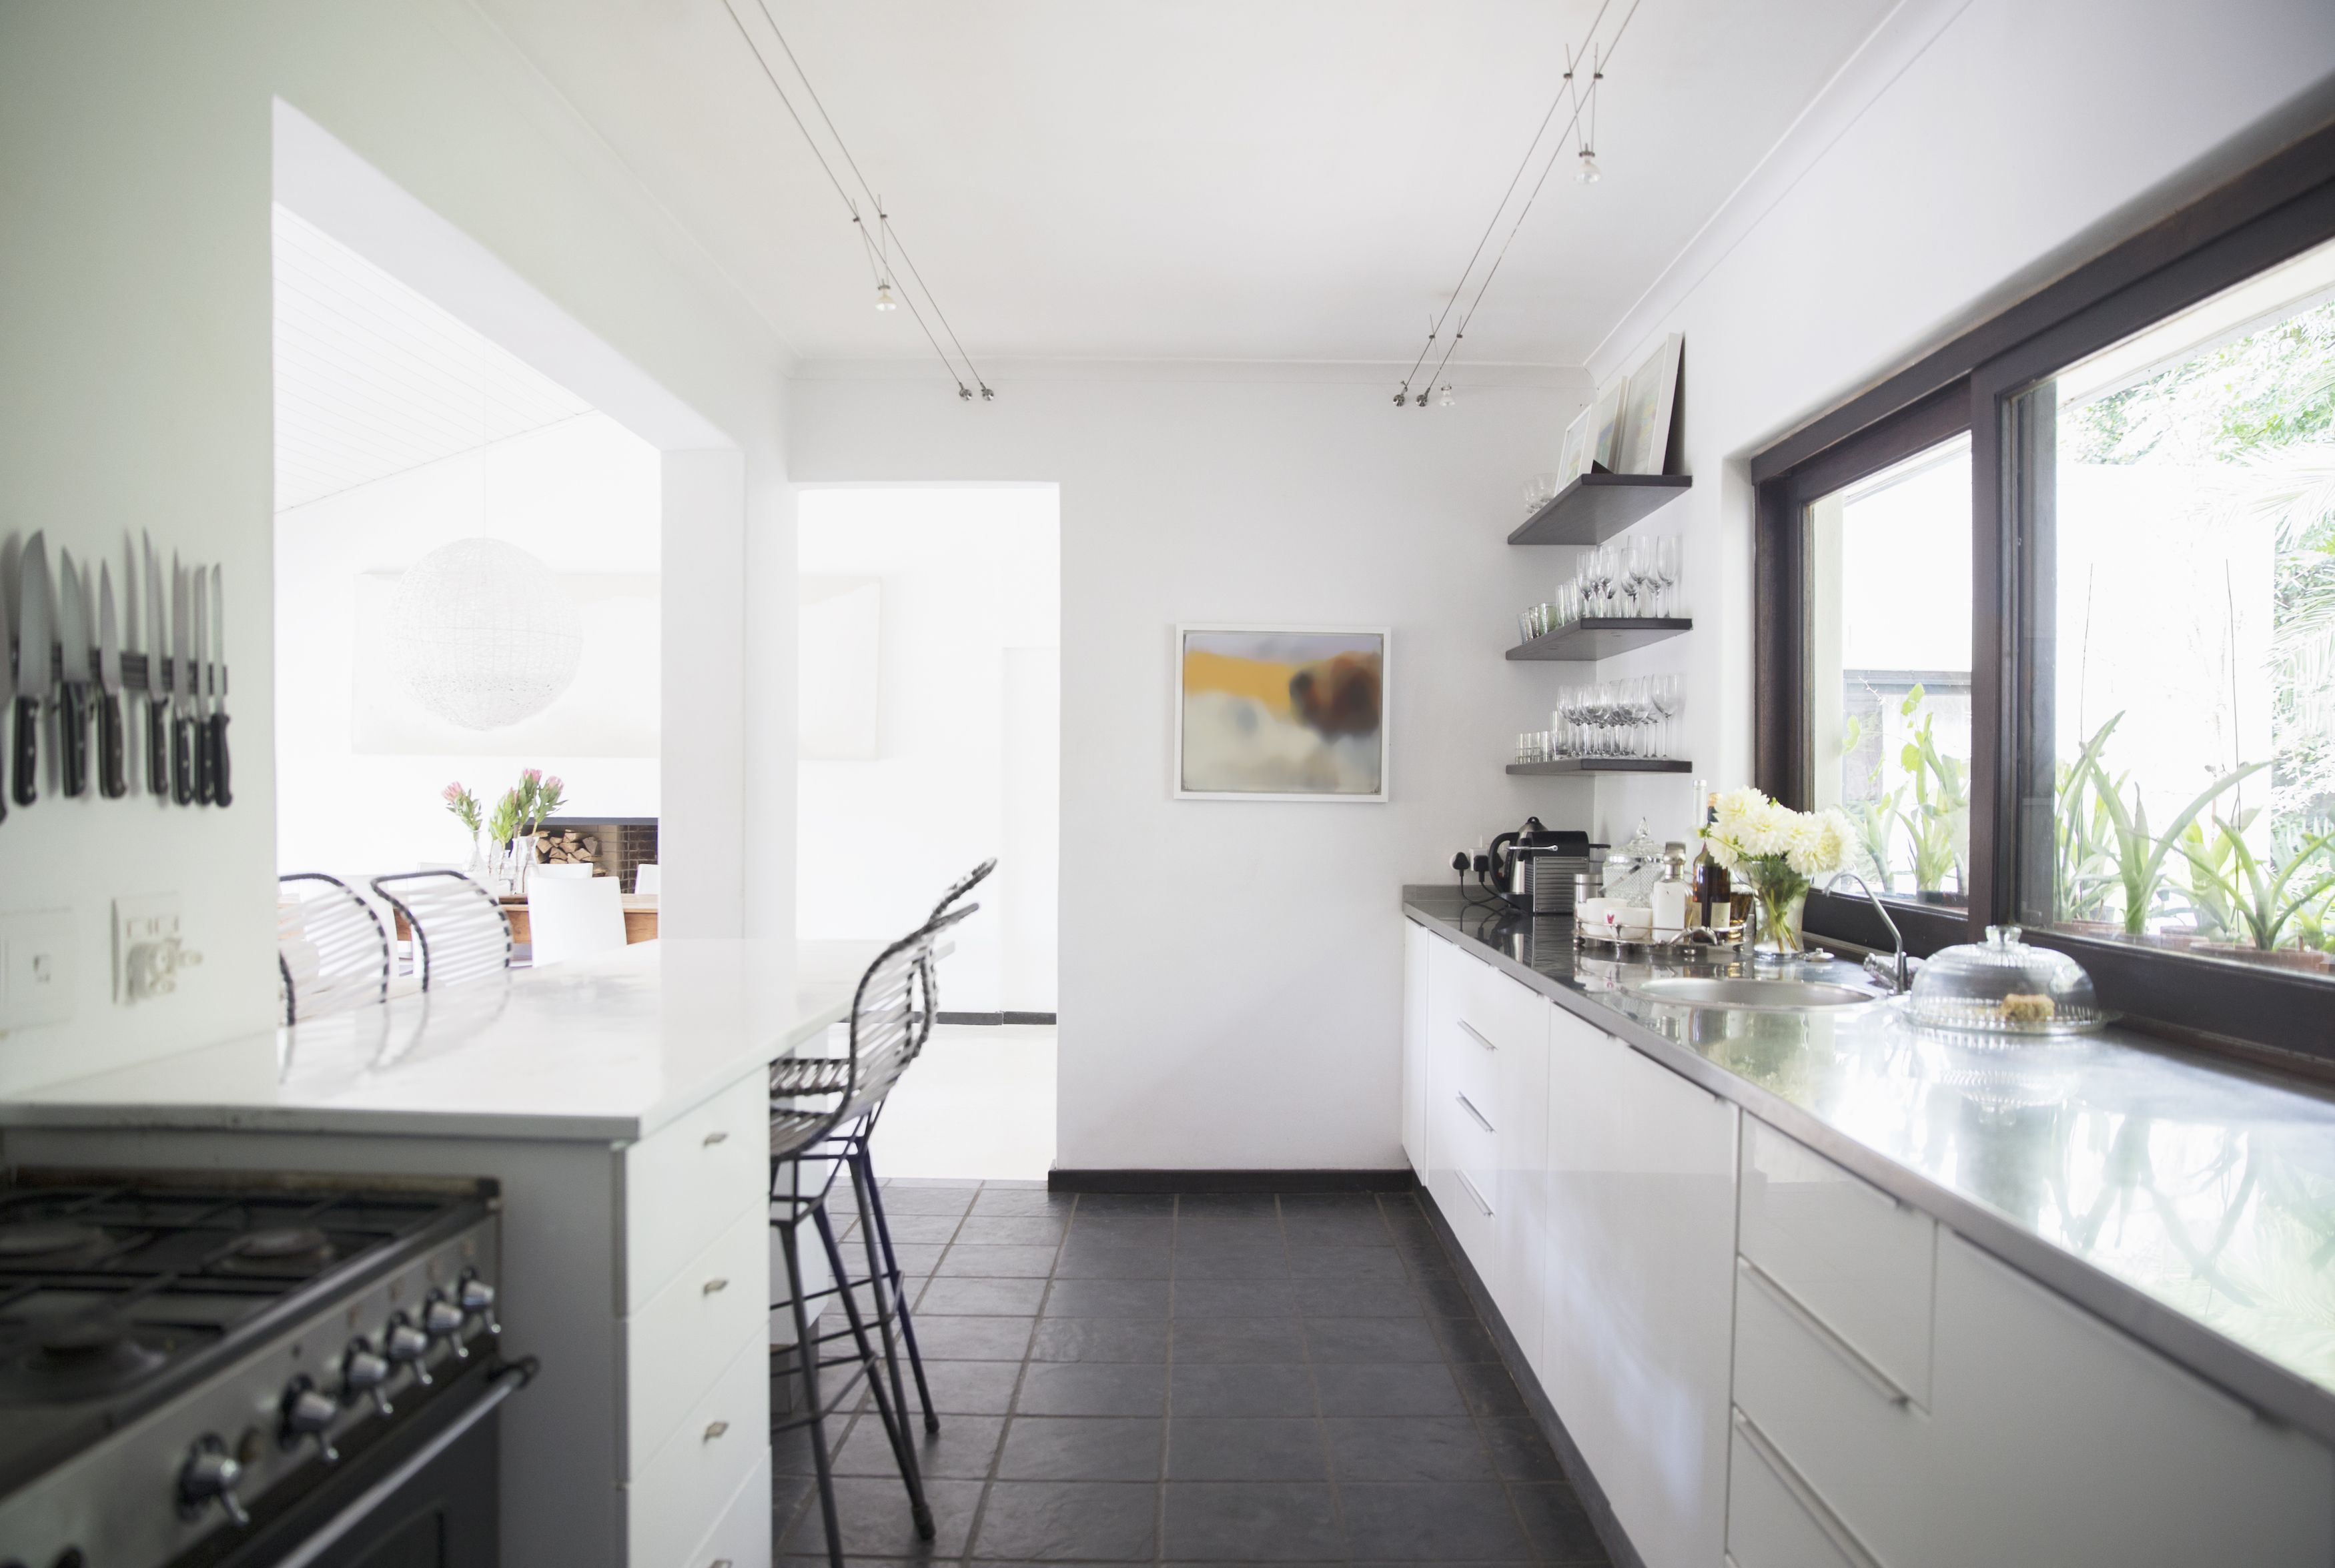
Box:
0 909 77 1032
115 894 200 1004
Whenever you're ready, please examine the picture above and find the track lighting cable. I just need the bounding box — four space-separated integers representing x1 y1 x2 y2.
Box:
1398 0 1645 406
718 0 992 400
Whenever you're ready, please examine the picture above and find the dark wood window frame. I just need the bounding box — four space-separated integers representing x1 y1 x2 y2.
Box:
1753 114 2335 1066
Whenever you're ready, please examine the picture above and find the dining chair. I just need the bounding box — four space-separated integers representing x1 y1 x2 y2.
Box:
770 902 975 1567
370 870 512 990
526 876 628 968
276 872 391 1024
532 862 596 880
632 862 662 896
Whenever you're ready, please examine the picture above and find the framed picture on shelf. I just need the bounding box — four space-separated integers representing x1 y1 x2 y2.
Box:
1174 624 1389 803
1557 406 1592 485
1588 383 1626 471
1619 333 1683 474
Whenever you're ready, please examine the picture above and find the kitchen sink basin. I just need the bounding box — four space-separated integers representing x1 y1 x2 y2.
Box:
1624 976 1883 1010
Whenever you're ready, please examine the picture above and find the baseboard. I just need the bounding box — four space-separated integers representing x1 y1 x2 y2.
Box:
1003 1011 1057 1025
1414 1183 1649 1568
1047 1168 1418 1194
935 1010 1059 1025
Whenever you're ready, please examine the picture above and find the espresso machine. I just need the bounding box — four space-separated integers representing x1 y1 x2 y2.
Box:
1485 817 1594 914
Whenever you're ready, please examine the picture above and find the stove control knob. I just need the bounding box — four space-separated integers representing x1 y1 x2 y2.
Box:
280 1376 341 1464
177 1435 251 1527
384 1315 434 1388
342 1341 394 1417
457 1272 500 1334
422 1293 470 1360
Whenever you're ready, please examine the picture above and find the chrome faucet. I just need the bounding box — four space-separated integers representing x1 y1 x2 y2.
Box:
1824 870 1908 992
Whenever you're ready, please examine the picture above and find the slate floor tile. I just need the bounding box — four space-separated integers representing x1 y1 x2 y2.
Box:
1161 1481 1343 1561
1046 1277 1173 1317
972 1481 1160 1561
878 1211 971 1244
1304 1316 1444 1362
905 1313 1035 1361
1017 1361 1169 1417
832 1411 1006 1478
958 1216 1072 1247
1322 1415 1498 1482
938 1243 1062 1277
1510 1484 1611 1563
918 1276 1049 1316
889 1359 1023 1415
1340 1481 1532 1561
1073 1192 1178 1217
1166 1417 1329 1481
1452 1358 1532 1417
1481 1417 1565 1481
1430 1315 1503 1363
1175 1193 1282 1218
1170 1361 1316 1418
1291 1278 1423 1318
1172 1244 1290 1279
997 1416 1165 1481
1170 1317 1308 1364
1056 1242 1176 1279
1031 1317 1171 1363
1312 1361 1466 1417
1174 1279 1299 1317
876 1184 980 1215
775 1475 985 1559
1285 1245 1411 1281
972 1187 1078 1217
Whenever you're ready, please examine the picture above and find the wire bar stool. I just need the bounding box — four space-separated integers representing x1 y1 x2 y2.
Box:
276 872 391 1024
771 901 976 1567
370 870 512 990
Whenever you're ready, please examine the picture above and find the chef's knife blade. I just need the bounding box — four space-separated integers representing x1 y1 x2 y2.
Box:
170 554 193 806
143 533 168 798
56 551 90 798
208 564 231 808
97 560 126 798
15 533 53 808
190 560 211 806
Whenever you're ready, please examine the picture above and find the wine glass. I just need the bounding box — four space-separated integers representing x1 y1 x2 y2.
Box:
1651 674 1682 758
1654 536 1682 618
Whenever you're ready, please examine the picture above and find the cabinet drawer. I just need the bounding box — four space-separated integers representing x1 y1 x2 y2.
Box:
624 1075 769 1312
1731 1253 1933 1565
1442 1083 1498 1188
1725 1416 1873 1568
1739 1116 1934 1405
625 1201 770 1478
1460 959 1544 1056
1927 1233 2335 1566
625 1325 769 1566
1432 1160 1496 1274
676 1449 773 1568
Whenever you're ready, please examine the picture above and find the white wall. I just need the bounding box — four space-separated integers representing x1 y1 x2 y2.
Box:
0 1 795 1096
788 365 1584 1170
795 486 1059 1014
1584 0 2335 844
276 413 660 880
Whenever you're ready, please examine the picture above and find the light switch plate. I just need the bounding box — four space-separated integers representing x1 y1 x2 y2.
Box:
0 908 77 1031
115 893 185 1004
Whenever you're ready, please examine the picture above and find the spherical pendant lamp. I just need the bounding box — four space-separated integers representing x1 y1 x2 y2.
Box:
389 538 583 730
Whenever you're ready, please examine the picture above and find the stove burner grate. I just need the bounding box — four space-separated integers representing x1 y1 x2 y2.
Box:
0 1222 111 1263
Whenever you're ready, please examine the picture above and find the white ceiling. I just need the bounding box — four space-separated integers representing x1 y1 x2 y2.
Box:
273 205 592 510
474 0 1897 371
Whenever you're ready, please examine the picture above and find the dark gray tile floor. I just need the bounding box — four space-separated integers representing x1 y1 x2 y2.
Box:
773 1185 1610 1565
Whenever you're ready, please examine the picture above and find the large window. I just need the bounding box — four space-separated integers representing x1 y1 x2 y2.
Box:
2013 237 2335 964
1756 120 2335 1055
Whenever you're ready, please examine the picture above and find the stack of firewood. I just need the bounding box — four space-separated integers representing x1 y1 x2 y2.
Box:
537 829 602 869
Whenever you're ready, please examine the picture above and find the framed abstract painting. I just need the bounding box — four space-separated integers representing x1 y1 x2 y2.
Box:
1174 625 1390 802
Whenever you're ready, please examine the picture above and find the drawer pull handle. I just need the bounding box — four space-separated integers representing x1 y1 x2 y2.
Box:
1733 1408 1885 1568
1455 1169 1494 1217
1737 1256 1911 1409
702 1130 730 1147
703 1277 730 1295
711 1560 735 1567
1457 1020 1498 1052
1455 1092 1495 1134
703 1420 729 1441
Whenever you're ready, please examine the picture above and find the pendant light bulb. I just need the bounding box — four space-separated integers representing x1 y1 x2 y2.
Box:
1439 383 1455 408
1576 148 1600 185
875 280 898 312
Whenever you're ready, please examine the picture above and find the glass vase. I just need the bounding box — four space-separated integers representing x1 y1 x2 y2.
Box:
1749 874 1810 960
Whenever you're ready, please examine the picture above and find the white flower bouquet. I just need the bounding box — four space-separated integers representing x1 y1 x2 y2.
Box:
1701 788 1851 953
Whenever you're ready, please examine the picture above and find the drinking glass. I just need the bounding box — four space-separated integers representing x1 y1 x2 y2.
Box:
1651 674 1681 757
1654 535 1683 617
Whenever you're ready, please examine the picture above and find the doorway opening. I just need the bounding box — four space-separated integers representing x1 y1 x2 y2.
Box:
796 484 1061 1179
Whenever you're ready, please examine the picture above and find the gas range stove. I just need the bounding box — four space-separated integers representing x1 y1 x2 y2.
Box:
0 1168 522 1568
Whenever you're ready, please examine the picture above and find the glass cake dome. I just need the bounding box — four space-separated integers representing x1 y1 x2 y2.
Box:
1901 926 2115 1035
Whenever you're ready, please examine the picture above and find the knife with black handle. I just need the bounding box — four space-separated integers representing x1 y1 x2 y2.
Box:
97 559 127 798
143 534 169 798
57 552 91 799
209 564 231 808
171 554 194 807
14 534 53 810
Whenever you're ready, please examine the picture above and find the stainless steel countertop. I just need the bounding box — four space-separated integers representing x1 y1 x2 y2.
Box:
1404 886 2335 1447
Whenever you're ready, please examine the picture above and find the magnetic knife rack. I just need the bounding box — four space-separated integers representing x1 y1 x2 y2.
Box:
10 644 229 696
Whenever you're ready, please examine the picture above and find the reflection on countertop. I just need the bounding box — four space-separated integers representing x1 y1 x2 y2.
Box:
1405 885 2335 1419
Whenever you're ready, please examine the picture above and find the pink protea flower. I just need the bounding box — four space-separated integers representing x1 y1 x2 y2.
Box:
544 775 563 792
522 767 542 784
442 782 464 803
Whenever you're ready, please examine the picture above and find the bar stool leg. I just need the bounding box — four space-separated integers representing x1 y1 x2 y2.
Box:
814 1199 936 1539
853 1143 941 1433
777 1216 845 1568
848 1150 931 1449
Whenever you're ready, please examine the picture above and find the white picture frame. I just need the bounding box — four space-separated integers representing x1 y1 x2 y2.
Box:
1173 623 1390 803
1620 333 1684 475
1588 382 1626 472
1557 406 1592 486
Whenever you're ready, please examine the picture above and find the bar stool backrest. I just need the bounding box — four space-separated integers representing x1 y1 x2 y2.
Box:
840 902 976 1121
278 872 391 1025
371 870 513 991
927 858 997 925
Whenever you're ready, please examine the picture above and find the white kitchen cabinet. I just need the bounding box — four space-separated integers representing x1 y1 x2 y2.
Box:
1541 1006 1737 1568
1426 936 1496 1275
1401 919 1432 1180
1491 992 1550 1375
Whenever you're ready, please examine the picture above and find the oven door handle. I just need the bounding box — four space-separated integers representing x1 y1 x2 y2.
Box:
270 1357 538 1568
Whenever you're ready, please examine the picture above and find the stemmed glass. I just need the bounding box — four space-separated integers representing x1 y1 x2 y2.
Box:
1653 536 1682 618
1651 674 1681 758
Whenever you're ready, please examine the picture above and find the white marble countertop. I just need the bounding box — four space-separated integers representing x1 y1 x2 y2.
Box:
0 940 850 1143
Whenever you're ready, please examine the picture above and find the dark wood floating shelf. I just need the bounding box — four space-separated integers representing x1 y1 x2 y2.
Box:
1508 618 1693 661
1508 471 1693 547
1507 758 1694 775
